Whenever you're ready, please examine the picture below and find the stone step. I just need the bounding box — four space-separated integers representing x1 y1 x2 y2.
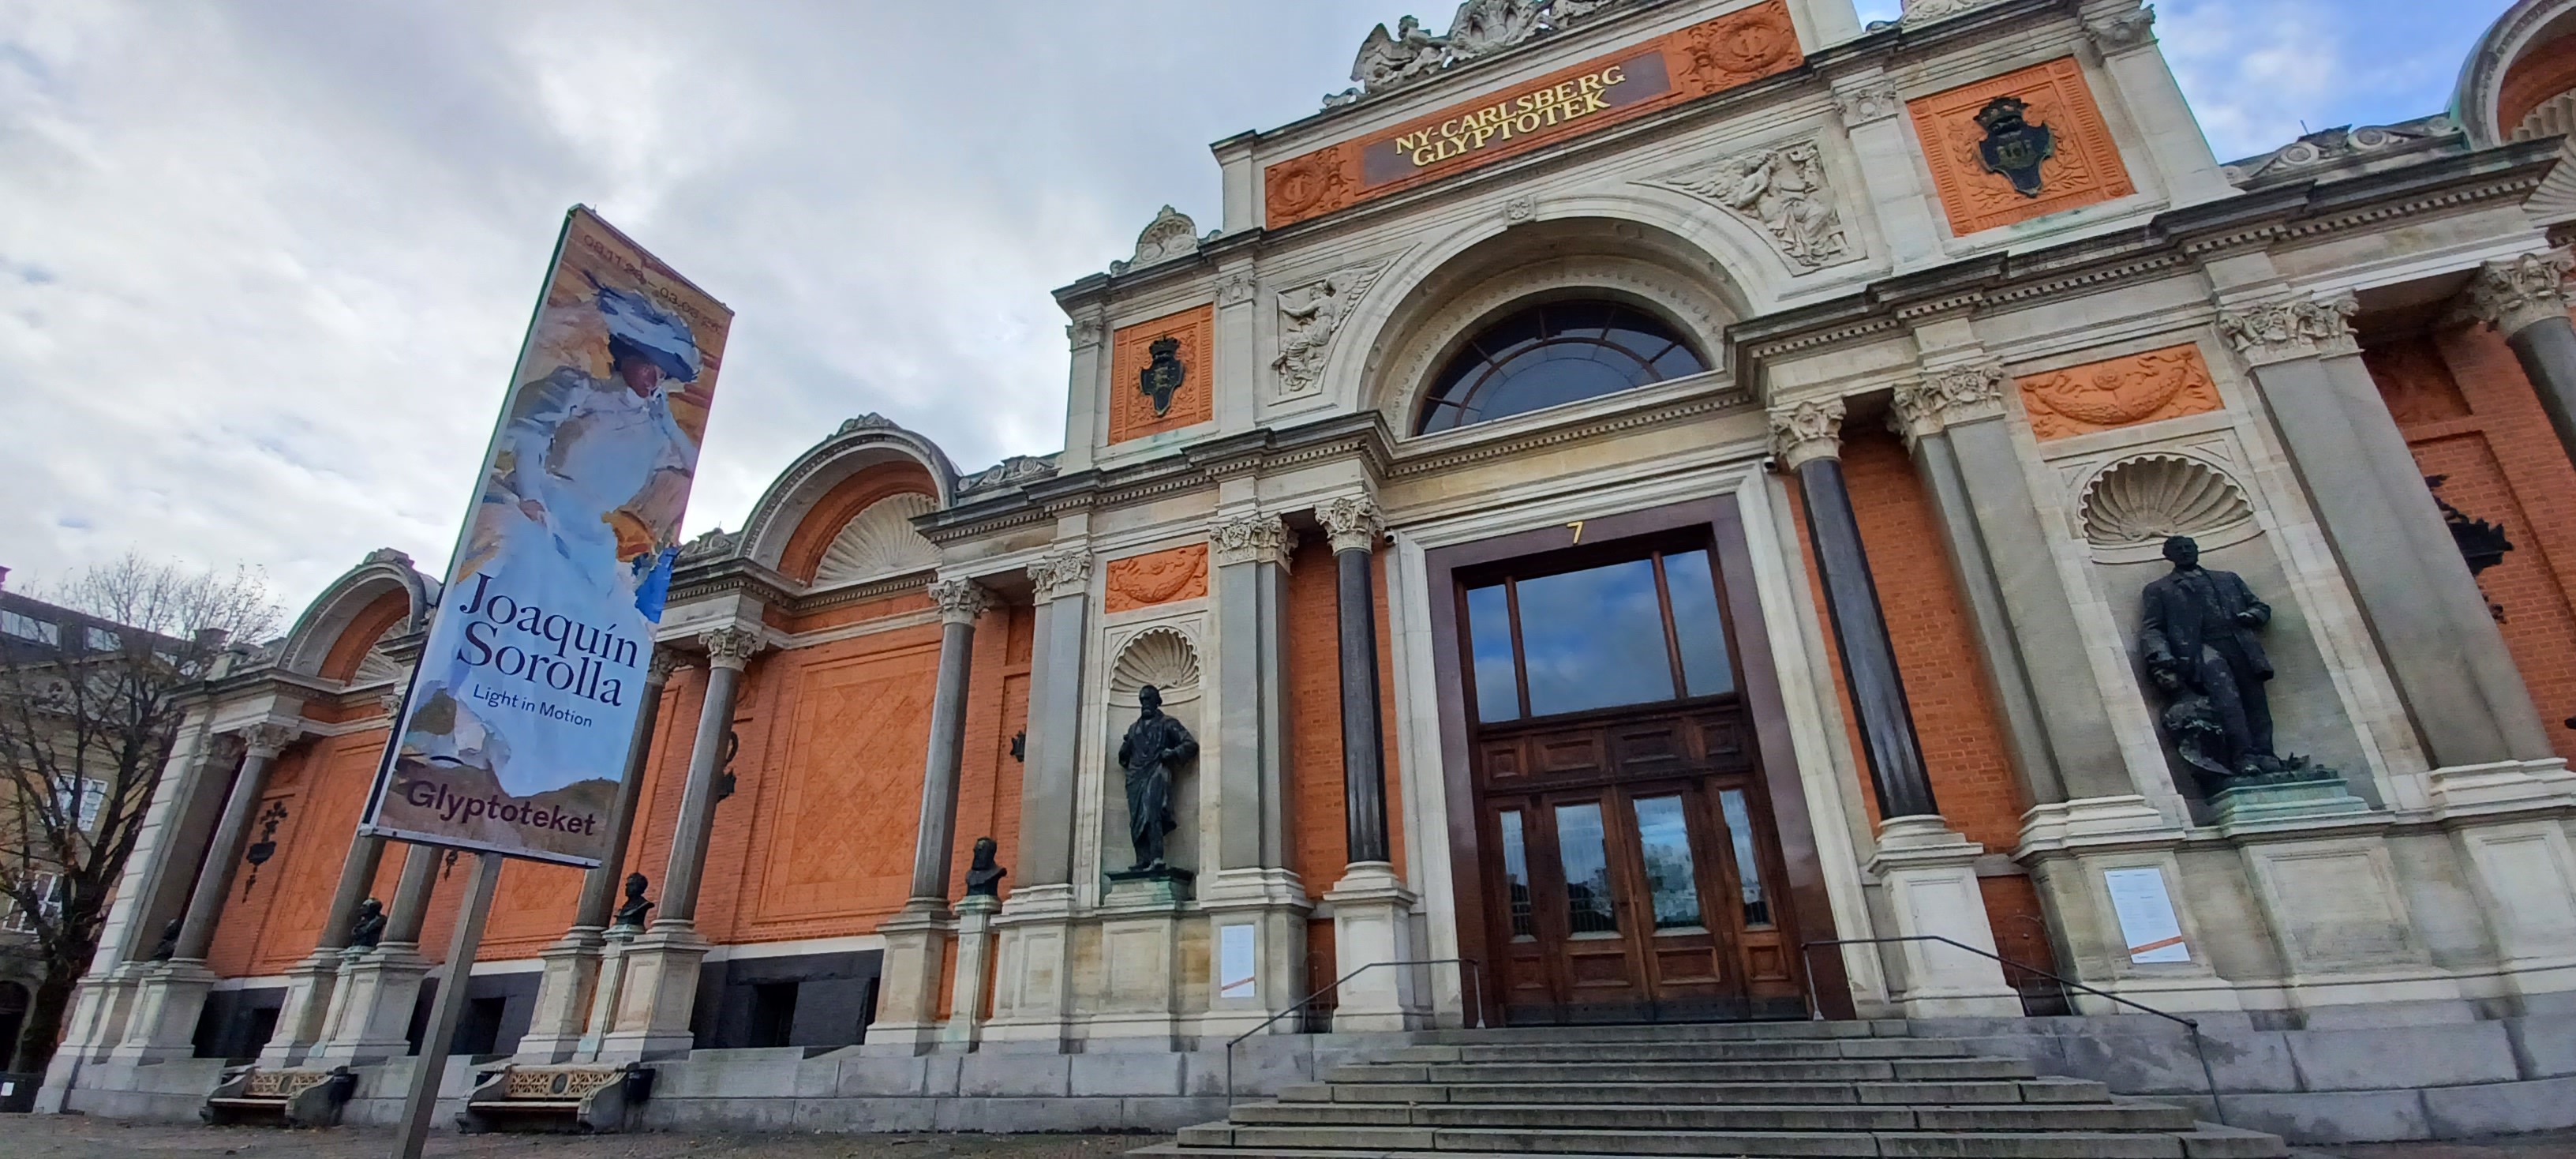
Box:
1376 1037 1972 1063
1138 1130 2279 1159
1168 1123 2219 1157
1275 1077 2113 1107
1226 1101 2198 1133
1417 1020 1897 1045
1324 1057 2040 1085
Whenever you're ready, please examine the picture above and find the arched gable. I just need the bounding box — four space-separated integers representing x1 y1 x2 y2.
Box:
2459 0 2576 145
730 415 960 581
275 549 436 681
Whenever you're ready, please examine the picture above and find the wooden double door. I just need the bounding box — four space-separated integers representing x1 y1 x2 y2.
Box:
1476 706 1805 1023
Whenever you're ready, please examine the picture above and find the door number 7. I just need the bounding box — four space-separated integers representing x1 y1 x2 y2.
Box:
1567 519 1585 545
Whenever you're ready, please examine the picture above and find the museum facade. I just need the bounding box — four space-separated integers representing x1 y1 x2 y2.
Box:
39 0 2576 1141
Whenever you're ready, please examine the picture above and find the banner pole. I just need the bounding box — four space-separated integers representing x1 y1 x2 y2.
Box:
391 850 505 1159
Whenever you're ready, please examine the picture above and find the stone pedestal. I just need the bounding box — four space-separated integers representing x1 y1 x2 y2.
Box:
110 960 216 1063
983 885 1077 1047
866 900 958 1056
514 926 606 1063
578 926 638 1060
2210 777 2368 829
1867 816 2021 1018
2425 761 2576 1004
939 895 1002 1047
2237 820 2463 1013
1200 868 1311 1035
2020 797 2240 1015
310 943 431 1064
597 923 709 1062
257 950 346 1066
1324 861 1425 1033
1091 874 1190 1044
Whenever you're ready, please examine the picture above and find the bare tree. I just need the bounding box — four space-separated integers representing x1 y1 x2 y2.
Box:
0 554 278 1074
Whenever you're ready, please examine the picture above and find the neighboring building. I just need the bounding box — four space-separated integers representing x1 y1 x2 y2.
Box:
39 0 2576 1143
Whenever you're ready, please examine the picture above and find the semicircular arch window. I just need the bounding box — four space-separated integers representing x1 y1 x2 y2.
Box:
1415 300 1707 434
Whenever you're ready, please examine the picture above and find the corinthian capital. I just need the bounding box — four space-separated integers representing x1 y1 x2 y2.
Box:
1767 398 1846 470
1028 548 1091 603
1209 512 1294 569
2215 292 2359 366
1889 363 2008 447
929 578 994 625
1316 494 1386 555
697 626 766 670
2466 249 2576 336
238 721 300 760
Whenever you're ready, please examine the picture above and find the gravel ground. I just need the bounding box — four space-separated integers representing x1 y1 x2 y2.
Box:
0 1115 1158 1159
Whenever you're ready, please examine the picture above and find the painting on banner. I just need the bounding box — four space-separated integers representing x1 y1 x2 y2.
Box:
362 206 732 865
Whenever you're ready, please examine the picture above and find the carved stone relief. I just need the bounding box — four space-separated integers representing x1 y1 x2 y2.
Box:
2018 344 2224 441
1644 141 1854 270
1109 625 1204 704
1332 0 1637 107
1908 58 2135 237
2215 293 2360 367
2076 454 2256 553
811 492 938 587
1274 257 1395 398
1767 398 1845 470
1110 205 1201 276
1103 545 1211 613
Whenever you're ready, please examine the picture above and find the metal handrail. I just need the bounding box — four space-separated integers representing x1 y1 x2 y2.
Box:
1802 935 2225 1126
1223 957 1485 1105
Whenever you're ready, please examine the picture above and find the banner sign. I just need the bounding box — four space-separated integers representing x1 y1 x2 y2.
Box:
362 206 731 866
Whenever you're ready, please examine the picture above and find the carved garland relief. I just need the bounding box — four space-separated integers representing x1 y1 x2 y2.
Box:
2016 343 2223 441
1906 57 2134 237
1106 305 1215 444
1644 137 1855 270
1263 0 1803 230
1103 544 1211 613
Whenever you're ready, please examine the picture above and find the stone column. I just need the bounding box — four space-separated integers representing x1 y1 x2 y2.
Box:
2081 7 2233 207
2222 292 2555 770
1891 367 2134 802
260 832 385 1065
1203 511 1309 1026
313 842 438 1064
1314 494 1421 1032
518 649 679 1061
870 578 990 1055
600 625 762 1061
986 547 1088 1043
117 720 300 1063
1830 73 1945 270
2467 249 2576 476
1771 399 2020 1018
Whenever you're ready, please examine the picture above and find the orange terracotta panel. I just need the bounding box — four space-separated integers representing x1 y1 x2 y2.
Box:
1263 0 1803 230
747 639 940 929
1107 306 1214 444
1908 57 2133 238
1103 544 1210 613
2016 343 2222 441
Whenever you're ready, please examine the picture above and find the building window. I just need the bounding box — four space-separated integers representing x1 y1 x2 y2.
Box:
1416 300 1707 434
55 777 107 831
1461 546 1737 723
1 610 57 646
87 626 120 651
3 873 62 933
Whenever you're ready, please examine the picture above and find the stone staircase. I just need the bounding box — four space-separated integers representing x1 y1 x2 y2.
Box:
1136 1021 2284 1159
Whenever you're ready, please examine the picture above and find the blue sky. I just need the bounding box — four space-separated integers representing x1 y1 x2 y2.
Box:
0 0 2524 610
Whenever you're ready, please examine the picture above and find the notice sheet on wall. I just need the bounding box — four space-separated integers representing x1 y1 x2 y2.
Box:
1219 924 1257 1000
2103 867 2191 963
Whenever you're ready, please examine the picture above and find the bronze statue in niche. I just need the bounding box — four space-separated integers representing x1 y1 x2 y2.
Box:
2139 535 2336 793
1117 685 1196 872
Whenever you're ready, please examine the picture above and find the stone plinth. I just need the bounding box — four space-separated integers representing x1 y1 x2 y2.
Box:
110 960 215 1064
1867 816 2021 1018
940 895 1002 1047
515 926 606 1063
310 943 431 1065
596 923 710 1062
2211 777 2368 829
866 899 958 1056
1323 861 1425 1033
257 949 344 1067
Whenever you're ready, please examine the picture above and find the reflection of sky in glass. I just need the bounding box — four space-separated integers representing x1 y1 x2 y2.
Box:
1632 795 1704 931
1516 560 1674 716
1663 550 1735 698
1720 789 1769 928
1556 802 1619 935
1499 808 1534 940
1466 583 1519 722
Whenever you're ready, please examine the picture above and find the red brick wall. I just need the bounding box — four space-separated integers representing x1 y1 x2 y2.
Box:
1286 537 1406 900
2365 326 2576 762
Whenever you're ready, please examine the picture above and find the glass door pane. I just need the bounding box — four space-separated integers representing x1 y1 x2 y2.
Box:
1717 788 1771 928
1497 808 1536 940
1629 795 1706 932
1553 802 1619 936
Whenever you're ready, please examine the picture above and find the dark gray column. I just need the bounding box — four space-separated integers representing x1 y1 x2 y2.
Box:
2225 293 2553 767
2468 250 2576 471
574 650 678 928
171 722 298 962
382 841 440 945
657 626 763 925
1211 513 1296 871
1017 549 1091 888
1319 495 1391 866
313 835 387 954
1772 399 1941 820
905 580 990 902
